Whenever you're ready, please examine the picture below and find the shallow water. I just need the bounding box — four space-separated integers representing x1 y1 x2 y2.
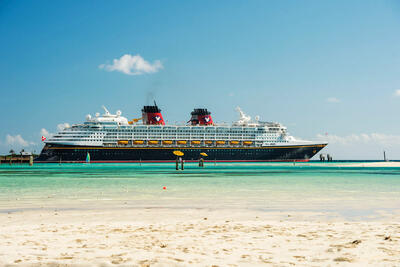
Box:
0 162 399 219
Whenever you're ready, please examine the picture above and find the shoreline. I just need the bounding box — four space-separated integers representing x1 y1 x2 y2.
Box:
2 160 400 167
336 161 400 167
1 206 400 222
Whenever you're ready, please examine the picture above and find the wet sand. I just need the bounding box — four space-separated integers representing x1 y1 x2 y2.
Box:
0 208 399 266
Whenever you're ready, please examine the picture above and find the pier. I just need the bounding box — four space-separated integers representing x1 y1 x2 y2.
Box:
0 155 34 165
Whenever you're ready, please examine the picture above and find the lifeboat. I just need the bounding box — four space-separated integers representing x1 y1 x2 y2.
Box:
243 141 253 145
177 140 187 145
205 140 213 145
117 140 129 145
216 141 225 145
191 140 201 145
230 141 239 145
133 140 144 145
148 140 159 145
162 140 173 145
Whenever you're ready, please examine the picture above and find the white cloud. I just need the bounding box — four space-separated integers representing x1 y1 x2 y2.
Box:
315 133 400 159
394 89 400 97
99 54 163 75
40 128 54 139
5 134 35 147
326 97 340 103
316 133 400 145
40 128 49 136
57 123 70 131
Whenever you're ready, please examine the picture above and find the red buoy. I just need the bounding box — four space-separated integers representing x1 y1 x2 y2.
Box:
163 186 166 190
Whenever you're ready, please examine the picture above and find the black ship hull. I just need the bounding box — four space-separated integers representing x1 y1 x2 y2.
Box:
35 144 327 163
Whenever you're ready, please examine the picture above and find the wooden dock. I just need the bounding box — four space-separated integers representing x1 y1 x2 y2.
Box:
0 155 34 165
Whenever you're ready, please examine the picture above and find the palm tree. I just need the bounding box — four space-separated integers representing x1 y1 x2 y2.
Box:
9 149 15 156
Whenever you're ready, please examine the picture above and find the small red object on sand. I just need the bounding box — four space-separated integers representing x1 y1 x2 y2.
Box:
163 186 166 190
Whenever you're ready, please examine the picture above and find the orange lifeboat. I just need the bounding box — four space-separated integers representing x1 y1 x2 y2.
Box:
191 140 201 145
162 140 173 145
205 140 213 145
243 141 253 145
230 141 239 145
216 141 225 145
133 140 144 145
177 140 187 145
148 140 159 145
118 140 129 145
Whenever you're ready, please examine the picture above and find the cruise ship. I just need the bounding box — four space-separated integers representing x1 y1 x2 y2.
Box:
35 103 327 163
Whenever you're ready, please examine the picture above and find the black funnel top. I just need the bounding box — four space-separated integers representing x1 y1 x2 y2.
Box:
142 105 161 113
142 101 161 113
191 108 211 116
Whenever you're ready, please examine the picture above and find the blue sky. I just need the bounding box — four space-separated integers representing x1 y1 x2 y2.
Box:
1 0 400 159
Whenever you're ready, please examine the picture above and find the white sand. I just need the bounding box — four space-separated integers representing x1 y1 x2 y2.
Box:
0 208 399 266
337 161 400 167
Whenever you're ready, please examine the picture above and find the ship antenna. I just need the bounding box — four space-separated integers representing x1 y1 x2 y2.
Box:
154 100 157 107
102 105 110 115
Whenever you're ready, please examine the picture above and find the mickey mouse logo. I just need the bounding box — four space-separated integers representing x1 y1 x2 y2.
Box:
204 116 210 123
154 115 161 122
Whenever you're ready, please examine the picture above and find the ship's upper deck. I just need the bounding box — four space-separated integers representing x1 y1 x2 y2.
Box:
45 106 324 147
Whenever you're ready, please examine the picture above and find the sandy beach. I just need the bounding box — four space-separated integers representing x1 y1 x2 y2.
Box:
1 162 400 266
337 161 400 167
1 208 399 266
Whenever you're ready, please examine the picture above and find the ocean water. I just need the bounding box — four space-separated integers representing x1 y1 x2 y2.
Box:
0 162 399 218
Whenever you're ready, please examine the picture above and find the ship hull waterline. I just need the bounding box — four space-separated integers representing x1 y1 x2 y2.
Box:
35 144 327 163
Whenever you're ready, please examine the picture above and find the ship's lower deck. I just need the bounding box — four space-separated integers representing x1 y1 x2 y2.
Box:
35 144 327 163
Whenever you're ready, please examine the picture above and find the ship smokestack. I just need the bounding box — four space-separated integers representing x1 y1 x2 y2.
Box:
190 108 213 126
142 102 165 125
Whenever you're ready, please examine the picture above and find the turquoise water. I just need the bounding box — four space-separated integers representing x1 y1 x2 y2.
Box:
0 163 400 218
